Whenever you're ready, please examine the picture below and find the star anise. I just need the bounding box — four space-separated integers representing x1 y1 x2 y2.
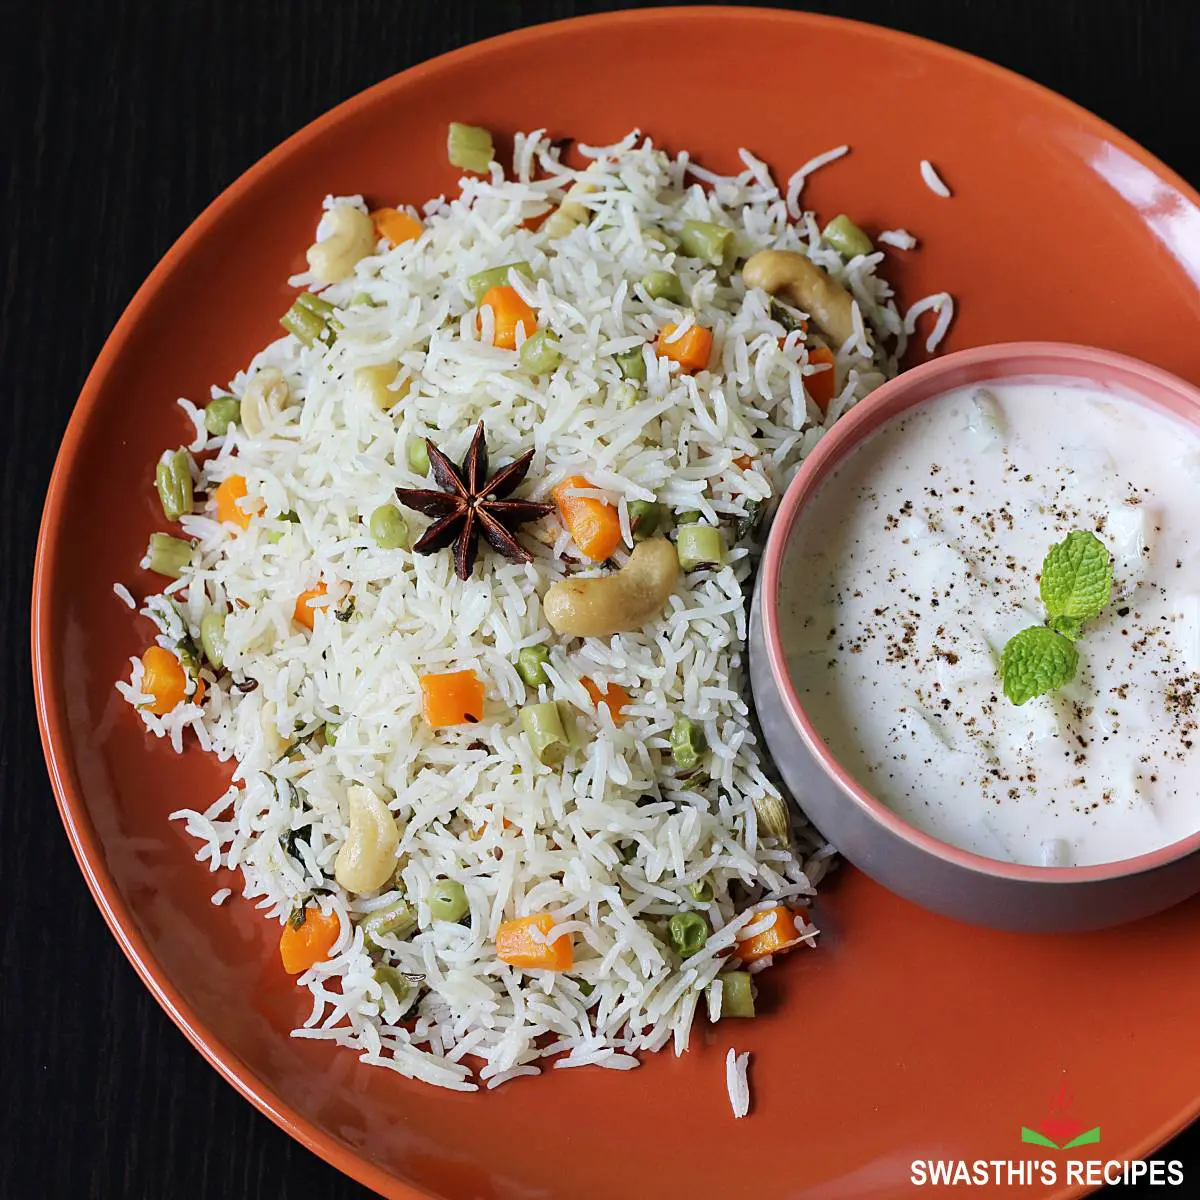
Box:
394 422 555 579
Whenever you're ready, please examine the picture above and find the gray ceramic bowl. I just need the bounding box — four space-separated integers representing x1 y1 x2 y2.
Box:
750 342 1200 932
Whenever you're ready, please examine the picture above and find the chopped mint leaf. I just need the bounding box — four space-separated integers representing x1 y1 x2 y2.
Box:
1000 626 1079 705
1047 614 1085 641
1039 530 1113 623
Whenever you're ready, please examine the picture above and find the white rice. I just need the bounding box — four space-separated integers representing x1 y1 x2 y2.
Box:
210 887 232 906
113 582 136 610
877 229 918 251
920 159 952 198
725 1047 751 1117
117 130 951 1094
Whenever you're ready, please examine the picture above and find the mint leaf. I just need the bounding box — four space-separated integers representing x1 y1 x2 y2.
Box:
1039 530 1113 623
1047 614 1085 642
999 626 1079 705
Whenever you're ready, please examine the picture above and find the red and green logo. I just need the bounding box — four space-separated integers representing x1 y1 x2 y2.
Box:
1021 1085 1101 1151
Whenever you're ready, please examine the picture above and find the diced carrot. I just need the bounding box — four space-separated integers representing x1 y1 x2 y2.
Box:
215 475 254 530
370 206 423 247
805 346 837 414
139 646 199 714
293 582 327 631
496 913 574 971
279 906 341 975
581 677 631 725
477 284 537 350
732 454 754 471
730 905 805 963
420 669 485 727
522 205 554 232
656 323 713 374
552 475 622 562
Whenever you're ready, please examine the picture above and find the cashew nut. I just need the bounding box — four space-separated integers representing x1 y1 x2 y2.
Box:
543 537 679 637
742 249 858 349
543 165 601 239
334 784 401 896
306 205 377 285
353 361 410 411
240 367 292 438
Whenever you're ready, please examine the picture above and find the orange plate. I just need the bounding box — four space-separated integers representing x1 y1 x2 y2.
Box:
31 9 1200 1199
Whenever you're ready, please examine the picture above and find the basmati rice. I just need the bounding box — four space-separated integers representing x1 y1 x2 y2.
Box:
726 1047 751 1117
116 129 951 1094
920 159 952 198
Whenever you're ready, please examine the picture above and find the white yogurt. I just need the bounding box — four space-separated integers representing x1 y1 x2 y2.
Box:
781 379 1200 867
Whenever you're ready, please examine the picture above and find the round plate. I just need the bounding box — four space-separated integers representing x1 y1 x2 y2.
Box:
33 9 1200 1198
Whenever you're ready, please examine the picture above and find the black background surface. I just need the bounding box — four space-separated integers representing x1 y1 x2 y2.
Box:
3 1 1198 1197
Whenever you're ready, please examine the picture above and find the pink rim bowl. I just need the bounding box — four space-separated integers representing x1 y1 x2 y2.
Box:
750 341 1200 931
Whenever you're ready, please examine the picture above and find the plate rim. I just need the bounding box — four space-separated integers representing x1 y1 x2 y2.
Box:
31 8 1200 1198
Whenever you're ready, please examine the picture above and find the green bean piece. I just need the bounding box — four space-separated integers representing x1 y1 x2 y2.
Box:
675 510 702 526
466 261 532 304
641 270 686 304
520 701 569 765
575 977 595 998
361 897 417 946
204 395 240 436
519 329 562 374
368 504 409 550
679 219 734 267
323 722 339 746
687 878 714 903
516 644 551 687
146 533 193 579
155 449 192 522
374 964 411 1006
447 122 494 173
675 523 725 571
667 911 709 958
406 436 431 476
615 348 647 382
199 610 227 669
281 291 339 348
719 970 756 1018
669 715 708 772
822 214 873 259
429 879 469 923
627 500 668 542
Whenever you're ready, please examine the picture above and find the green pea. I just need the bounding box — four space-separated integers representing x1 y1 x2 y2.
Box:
204 395 240 436
154 449 192 521
668 911 708 958
575 977 595 998
406 436 431 476
516 645 551 687
199 610 227 669
675 524 724 571
719 970 756 1018
612 381 640 409
519 329 562 374
368 504 409 549
822 214 873 259
520 701 569 765
669 716 707 772
361 898 417 946
146 533 193 579
641 270 685 304
615 348 647 382
429 880 468 923
687 878 714 903
627 500 668 542
466 261 532 304
448 122 494 173
679 219 734 268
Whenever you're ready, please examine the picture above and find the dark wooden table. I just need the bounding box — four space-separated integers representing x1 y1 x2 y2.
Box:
4 1 1197 1196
